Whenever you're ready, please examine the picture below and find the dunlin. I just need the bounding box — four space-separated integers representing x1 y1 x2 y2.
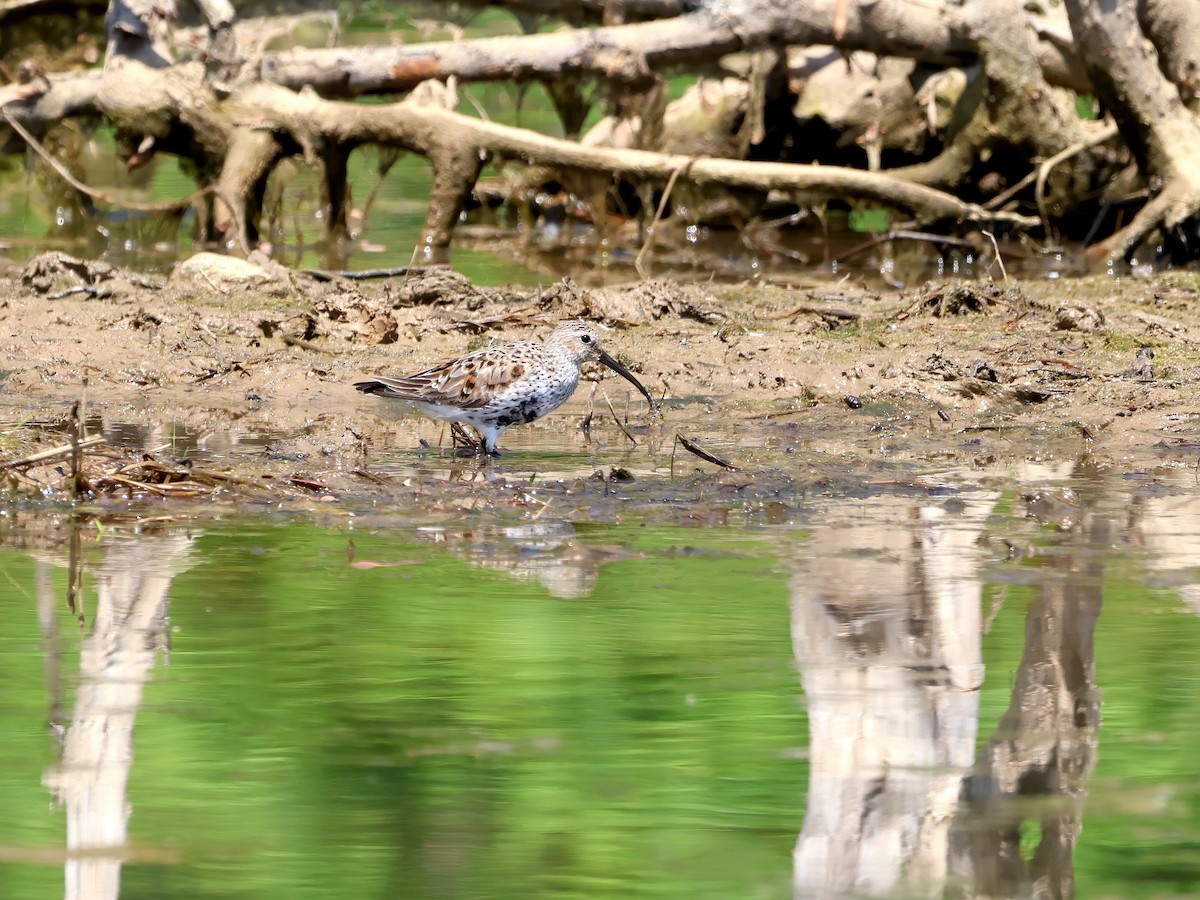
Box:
355 320 655 455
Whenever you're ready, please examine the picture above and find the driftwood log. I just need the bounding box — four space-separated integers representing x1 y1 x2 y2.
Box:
3 0 1200 266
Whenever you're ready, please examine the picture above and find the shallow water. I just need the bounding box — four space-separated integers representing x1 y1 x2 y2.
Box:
2 441 1200 899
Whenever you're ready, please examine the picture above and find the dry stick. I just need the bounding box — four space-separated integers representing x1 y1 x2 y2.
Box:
768 303 862 321
675 433 740 470
634 159 691 280
281 335 342 353
1 107 214 213
980 229 1008 284
582 381 598 441
601 389 638 446
984 120 1119 215
69 392 86 500
0 435 103 470
1034 122 1120 230
831 229 977 265
982 168 1039 212
299 265 450 281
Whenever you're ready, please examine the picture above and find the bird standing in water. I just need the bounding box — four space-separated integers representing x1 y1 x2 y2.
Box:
354 320 656 455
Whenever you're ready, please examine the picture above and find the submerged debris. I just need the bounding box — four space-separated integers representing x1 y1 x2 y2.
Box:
1023 489 1082 531
674 433 740 471
0 424 334 503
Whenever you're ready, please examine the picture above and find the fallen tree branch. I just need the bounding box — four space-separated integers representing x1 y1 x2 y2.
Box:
262 0 1089 97
225 83 1038 250
451 0 690 23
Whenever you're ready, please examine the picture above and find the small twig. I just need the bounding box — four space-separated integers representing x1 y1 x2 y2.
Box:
299 264 450 281
601 389 638 447
450 421 482 453
350 468 393 484
980 229 1008 284
675 433 740 471
69 391 86 500
581 382 597 441
461 87 492 122
47 286 106 300
1035 122 1120 231
0 435 103 470
282 335 341 353
768 303 862 321
635 159 692 280
1 107 214 213
983 168 1039 211
830 229 978 265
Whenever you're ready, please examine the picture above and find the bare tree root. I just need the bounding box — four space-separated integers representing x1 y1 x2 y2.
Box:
218 129 286 249
1065 0 1200 260
0 106 209 213
1089 182 1200 262
222 81 1037 252
1034 122 1120 230
894 0 1083 203
888 68 989 190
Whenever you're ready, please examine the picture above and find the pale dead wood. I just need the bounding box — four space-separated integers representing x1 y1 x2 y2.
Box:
1064 0 1200 259
222 83 1037 252
262 0 1089 96
0 435 104 470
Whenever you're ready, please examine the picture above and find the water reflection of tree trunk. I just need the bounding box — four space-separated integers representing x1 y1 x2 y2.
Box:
951 509 1105 899
41 529 193 900
789 494 996 898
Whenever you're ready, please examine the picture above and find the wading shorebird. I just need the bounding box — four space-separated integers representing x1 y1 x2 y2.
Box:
354 320 656 456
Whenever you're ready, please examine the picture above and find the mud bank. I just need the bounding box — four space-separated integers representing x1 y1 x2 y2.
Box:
1 252 1198 505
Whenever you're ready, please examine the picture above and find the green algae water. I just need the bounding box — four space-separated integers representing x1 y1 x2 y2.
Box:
2 457 1200 899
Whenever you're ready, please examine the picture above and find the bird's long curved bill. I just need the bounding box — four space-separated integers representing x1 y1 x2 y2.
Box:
598 349 656 409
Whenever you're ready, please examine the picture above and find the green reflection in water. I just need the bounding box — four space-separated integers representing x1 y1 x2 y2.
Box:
0 518 1199 897
0 524 799 899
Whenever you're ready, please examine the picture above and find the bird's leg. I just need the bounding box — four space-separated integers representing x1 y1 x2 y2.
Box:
450 422 486 455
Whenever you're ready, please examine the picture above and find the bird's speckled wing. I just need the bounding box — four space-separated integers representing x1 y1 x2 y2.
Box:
355 342 535 409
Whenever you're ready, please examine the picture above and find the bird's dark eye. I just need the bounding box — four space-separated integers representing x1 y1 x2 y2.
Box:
581 335 592 344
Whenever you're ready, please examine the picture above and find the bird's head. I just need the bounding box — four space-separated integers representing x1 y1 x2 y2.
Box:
545 320 656 408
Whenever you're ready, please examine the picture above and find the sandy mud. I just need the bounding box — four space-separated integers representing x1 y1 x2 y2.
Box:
1 251 1198 509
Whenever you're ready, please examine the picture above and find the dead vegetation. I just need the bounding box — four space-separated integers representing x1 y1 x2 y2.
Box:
0 411 340 503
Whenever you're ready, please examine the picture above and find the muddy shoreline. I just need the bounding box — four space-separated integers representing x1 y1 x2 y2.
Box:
2 253 1198 506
